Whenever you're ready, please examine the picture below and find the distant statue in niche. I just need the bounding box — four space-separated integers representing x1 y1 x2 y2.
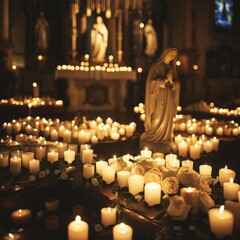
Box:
35 11 49 54
91 16 108 62
144 19 158 57
140 47 180 153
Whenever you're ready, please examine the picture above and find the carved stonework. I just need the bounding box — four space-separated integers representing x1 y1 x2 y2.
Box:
83 83 109 106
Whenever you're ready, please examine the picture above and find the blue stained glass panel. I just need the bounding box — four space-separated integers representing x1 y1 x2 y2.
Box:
214 0 233 28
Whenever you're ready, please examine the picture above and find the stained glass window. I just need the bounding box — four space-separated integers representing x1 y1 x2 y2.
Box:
214 0 233 28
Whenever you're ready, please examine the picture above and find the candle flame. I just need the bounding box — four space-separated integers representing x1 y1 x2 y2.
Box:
119 222 126 232
219 205 224 214
8 233 14 238
230 177 233 184
225 165 228 169
107 207 111 212
75 215 81 223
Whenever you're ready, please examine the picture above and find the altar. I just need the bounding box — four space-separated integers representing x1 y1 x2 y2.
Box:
55 65 137 112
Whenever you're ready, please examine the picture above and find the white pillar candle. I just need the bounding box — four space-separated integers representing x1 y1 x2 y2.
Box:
182 160 193 169
96 160 108 176
82 148 93 164
180 187 198 210
64 149 75 164
83 164 95 179
10 156 21 175
22 152 34 169
128 174 144 195
144 182 161 206
29 159 40 175
140 148 152 158
203 140 213 153
80 144 91 159
35 146 46 160
113 222 133 240
0 154 9 167
153 157 166 167
208 205 233 239
190 144 201 160
205 126 213 135
216 127 223 136
47 151 59 164
68 215 89 240
78 130 87 144
101 207 117 227
11 209 31 224
117 170 130 188
223 178 239 200
199 164 212 177
178 140 188 157
63 129 72 143
50 129 59 142
167 158 180 168
58 125 65 138
125 124 134 137
57 142 68 158
211 137 219 151
102 166 115 184
219 166 236 185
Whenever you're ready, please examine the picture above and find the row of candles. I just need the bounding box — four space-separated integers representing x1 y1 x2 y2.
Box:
2 116 137 143
173 133 219 159
4 147 240 240
174 115 239 137
0 97 63 107
56 61 133 73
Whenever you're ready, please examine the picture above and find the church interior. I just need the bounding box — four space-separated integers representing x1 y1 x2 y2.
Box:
0 0 240 239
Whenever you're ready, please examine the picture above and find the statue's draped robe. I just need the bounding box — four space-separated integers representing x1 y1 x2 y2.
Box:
141 54 180 147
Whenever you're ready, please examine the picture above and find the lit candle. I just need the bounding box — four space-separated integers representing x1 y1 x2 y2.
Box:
101 207 117 227
211 137 219 151
153 157 166 167
219 166 236 185
140 148 152 158
35 146 46 160
216 127 223 136
57 142 68 158
96 160 108 176
144 182 161 206
199 164 212 177
102 166 115 184
47 151 59 164
80 144 91 159
223 178 239 200
182 160 193 169
10 156 21 175
83 164 95 179
113 222 133 240
180 187 198 211
63 129 72 143
82 148 93 164
11 209 31 224
50 129 59 142
178 140 188 157
21 151 34 169
117 170 130 188
29 159 40 175
68 215 89 240
128 174 144 195
3 232 21 240
203 140 213 153
64 149 75 164
208 205 233 239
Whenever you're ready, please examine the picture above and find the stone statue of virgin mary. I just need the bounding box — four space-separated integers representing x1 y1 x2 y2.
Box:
140 47 180 153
